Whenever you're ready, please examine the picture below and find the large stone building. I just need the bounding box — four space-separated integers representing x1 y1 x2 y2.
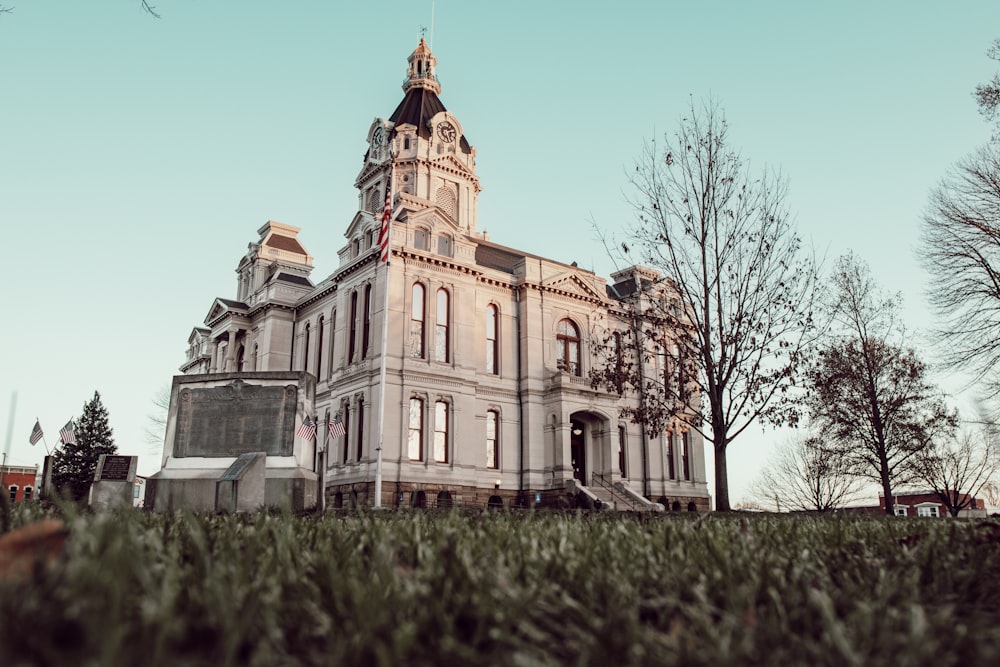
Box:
152 40 710 512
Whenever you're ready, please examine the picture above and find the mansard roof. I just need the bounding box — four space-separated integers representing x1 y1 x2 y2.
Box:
389 87 446 137
265 233 307 255
267 272 313 287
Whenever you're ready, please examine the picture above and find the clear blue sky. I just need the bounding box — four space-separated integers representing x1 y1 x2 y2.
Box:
2 1 998 505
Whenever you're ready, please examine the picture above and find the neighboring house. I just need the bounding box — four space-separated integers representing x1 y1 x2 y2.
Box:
156 39 710 512
879 491 987 517
1 464 40 504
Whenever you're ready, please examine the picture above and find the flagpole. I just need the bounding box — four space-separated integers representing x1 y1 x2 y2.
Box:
374 155 395 509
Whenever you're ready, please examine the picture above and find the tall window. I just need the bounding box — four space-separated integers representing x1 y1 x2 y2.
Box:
613 332 624 394
348 292 358 362
408 398 424 460
667 433 676 479
8 486 17 502
486 410 499 469
362 284 372 359
328 310 337 377
438 234 452 256
618 425 627 478
556 319 581 376
661 342 673 398
435 288 450 362
342 408 351 464
410 283 425 358
303 323 311 373
682 431 691 481
434 401 449 463
414 228 429 251
356 397 364 462
486 304 498 374
24 486 33 501
316 316 324 379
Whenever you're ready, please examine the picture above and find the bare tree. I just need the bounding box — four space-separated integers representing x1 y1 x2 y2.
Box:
143 384 171 455
807 253 956 515
921 143 1000 399
590 98 820 511
914 428 998 516
751 433 863 512
975 38 1000 132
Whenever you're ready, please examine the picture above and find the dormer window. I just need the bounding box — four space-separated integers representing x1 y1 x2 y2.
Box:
352 238 361 258
437 234 452 257
414 228 430 251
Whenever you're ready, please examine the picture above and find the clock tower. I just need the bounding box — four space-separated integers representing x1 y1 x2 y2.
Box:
352 39 480 256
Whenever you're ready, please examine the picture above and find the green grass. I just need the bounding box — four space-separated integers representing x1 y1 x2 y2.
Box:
2 507 999 666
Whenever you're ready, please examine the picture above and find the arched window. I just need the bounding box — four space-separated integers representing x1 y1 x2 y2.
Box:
410 284 425 358
333 492 343 509
362 284 372 359
436 186 457 221
316 316 324 379
8 486 17 502
437 490 453 508
408 397 424 460
414 228 430 251
486 410 499 469
356 397 365 462
303 323 311 373
435 288 450 362
236 345 245 372
556 319 581 376
348 292 358 363
252 343 258 372
24 486 33 501
486 304 498 374
434 400 449 463
413 490 427 508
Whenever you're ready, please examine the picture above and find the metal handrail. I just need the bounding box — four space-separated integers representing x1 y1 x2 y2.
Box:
591 473 641 511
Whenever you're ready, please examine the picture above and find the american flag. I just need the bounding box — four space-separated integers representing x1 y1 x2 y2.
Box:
59 420 76 445
28 419 43 446
377 171 393 263
327 414 346 439
296 416 316 440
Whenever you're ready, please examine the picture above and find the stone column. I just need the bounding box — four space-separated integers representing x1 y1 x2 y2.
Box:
210 340 221 372
224 330 237 372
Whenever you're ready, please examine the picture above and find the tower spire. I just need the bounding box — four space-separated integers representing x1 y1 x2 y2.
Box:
403 38 440 95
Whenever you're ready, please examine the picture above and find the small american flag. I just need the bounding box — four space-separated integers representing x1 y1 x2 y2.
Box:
377 171 393 263
59 420 76 445
296 416 316 440
28 419 43 446
327 415 346 439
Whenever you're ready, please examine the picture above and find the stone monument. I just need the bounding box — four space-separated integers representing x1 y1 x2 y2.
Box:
145 371 318 512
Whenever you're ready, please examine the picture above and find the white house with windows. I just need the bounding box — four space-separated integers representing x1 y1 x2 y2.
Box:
164 40 710 511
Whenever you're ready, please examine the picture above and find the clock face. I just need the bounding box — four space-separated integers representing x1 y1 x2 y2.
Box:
437 121 457 143
372 126 385 149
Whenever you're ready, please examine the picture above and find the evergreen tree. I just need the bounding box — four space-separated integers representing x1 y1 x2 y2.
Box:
52 391 117 501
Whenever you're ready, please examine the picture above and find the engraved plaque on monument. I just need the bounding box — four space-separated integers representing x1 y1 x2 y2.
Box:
99 455 135 482
173 380 297 457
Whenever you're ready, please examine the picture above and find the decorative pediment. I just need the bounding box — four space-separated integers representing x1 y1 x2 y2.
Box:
405 206 462 234
429 154 478 181
345 210 376 238
204 298 248 326
541 272 607 302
